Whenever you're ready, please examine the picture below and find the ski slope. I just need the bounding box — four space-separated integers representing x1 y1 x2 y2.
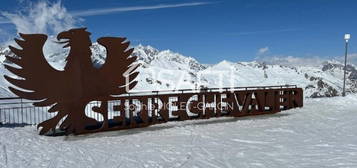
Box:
0 95 356 168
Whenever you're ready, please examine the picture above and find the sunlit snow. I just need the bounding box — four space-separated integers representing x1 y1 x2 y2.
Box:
0 95 356 167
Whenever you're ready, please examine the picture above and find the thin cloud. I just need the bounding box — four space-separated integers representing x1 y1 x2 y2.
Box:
71 2 214 17
256 53 357 67
334 53 357 66
0 2 215 24
0 20 11 24
1 1 77 56
257 47 269 55
229 28 301 36
0 16 11 24
257 55 328 66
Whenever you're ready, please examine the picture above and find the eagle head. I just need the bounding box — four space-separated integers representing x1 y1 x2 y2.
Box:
57 27 92 48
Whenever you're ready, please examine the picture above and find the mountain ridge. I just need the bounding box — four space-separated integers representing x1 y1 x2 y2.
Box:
0 44 356 98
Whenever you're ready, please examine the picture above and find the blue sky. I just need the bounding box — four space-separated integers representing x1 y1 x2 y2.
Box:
0 0 357 64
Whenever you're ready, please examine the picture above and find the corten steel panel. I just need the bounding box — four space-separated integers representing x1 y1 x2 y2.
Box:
3 28 304 135
4 28 139 135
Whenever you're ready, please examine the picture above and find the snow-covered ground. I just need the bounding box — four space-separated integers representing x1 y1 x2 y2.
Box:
0 95 356 168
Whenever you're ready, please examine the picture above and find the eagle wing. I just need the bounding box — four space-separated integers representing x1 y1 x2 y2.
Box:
96 37 139 96
4 33 65 107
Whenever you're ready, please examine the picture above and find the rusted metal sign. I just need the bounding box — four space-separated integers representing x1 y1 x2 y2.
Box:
87 87 303 134
3 28 303 135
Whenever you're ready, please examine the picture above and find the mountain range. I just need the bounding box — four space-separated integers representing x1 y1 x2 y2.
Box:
1 43 356 98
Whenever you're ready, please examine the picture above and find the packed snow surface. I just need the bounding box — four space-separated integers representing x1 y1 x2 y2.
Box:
0 95 357 168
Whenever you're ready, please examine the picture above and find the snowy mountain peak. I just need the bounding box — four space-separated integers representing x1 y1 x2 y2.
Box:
136 44 159 54
133 44 159 63
132 45 206 72
0 47 14 64
209 60 236 71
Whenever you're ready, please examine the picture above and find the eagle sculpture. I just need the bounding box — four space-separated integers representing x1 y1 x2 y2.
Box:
4 28 139 135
